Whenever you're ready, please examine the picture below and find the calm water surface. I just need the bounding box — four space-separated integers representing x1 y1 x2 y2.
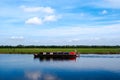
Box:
0 54 120 80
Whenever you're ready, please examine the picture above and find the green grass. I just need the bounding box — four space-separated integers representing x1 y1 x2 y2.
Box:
0 48 120 54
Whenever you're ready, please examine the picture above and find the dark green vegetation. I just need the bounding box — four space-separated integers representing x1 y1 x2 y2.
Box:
0 45 120 54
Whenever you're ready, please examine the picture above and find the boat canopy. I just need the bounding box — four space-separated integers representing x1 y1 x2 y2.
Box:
69 52 76 55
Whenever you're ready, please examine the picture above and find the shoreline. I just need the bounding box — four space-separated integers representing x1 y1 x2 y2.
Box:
0 53 119 54
0 48 120 54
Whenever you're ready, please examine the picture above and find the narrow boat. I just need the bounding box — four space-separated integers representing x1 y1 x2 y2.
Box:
34 52 79 58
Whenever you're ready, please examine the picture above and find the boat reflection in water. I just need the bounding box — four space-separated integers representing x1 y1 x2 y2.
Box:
34 52 79 62
34 56 77 62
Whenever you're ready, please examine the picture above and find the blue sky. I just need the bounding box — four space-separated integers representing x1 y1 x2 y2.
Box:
0 0 120 45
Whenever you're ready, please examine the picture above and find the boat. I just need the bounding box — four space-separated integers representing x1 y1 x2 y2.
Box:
34 52 79 58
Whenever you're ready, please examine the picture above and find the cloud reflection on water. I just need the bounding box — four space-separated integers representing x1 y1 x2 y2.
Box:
25 71 59 80
25 71 41 80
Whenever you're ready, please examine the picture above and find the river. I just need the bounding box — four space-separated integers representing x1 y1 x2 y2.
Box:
0 54 120 80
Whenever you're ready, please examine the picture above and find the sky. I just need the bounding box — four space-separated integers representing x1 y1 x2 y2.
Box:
0 0 120 45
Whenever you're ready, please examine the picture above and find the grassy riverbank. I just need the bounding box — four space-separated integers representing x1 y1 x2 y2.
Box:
0 48 120 54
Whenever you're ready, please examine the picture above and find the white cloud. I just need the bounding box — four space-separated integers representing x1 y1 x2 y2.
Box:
43 15 57 22
25 17 42 25
106 0 120 5
42 7 55 14
10 36 24 40
26 23 120 37
25 15 59 25
92 0 120 8
101 10 108 15
68 39 80 42
20 5 54 14
79 13 85 17
20 5 61 25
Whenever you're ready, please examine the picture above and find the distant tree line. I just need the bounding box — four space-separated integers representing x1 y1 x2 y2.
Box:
0 45 120 48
